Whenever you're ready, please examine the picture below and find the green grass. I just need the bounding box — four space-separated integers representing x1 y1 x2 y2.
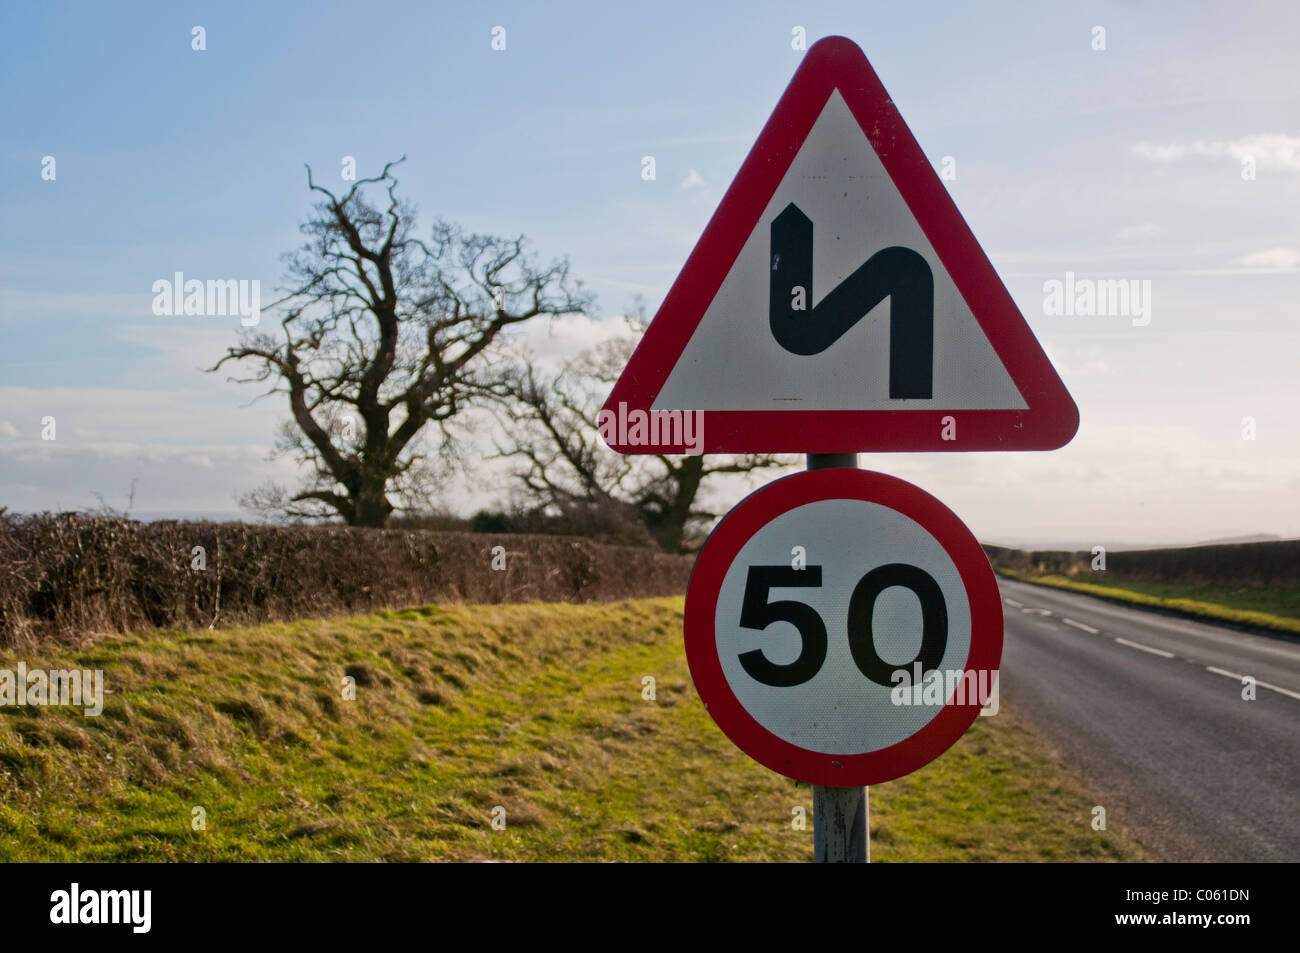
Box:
0 598 1153 862
996 569 1300 637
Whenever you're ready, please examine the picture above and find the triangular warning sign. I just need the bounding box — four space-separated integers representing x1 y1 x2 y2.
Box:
602 36 1078 454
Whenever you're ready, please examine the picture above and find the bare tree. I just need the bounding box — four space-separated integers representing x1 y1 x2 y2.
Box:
497 308 794 552
210 158 591 527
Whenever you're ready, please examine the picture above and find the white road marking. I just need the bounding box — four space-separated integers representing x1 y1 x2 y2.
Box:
1063 618 1100 634
1114 637 1175 659
1205 666 1300 701
1206 666 1244 680
1004 598 1024 608
1259 681 1300 701
1021 608 1052 616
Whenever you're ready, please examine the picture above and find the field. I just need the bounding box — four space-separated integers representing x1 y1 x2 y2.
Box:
0 598 1153 862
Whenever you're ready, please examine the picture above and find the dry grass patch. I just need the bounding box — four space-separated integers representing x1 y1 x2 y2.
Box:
0 598 1154 862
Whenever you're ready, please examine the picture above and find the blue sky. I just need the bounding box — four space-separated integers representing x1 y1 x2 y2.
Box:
1 1 1298 545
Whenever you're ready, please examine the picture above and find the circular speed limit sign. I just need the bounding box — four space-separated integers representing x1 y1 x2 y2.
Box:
684 469 1002 786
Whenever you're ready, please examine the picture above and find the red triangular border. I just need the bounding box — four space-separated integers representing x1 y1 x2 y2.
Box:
602 35 1078 453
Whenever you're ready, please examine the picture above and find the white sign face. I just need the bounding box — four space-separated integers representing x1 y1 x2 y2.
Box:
713 498 973 754
685 468 1003 785
653 89 1026 413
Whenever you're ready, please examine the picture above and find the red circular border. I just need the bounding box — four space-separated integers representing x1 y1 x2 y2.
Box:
684 469 1003 786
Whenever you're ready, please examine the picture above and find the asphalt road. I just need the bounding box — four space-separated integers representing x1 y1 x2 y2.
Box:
997 577 1300 862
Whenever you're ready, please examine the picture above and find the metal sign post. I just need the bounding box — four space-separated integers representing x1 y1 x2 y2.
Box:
814 783 868 863
806 452 867 863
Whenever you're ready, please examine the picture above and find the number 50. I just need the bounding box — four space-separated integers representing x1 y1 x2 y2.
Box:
737 564 948 687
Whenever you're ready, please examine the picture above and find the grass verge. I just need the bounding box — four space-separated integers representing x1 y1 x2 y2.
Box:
0 598 1153 862
995 569 1300 638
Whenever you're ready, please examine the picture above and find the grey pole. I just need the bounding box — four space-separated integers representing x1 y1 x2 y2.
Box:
806 453 859 471
806 451 869 863
814 783 869 863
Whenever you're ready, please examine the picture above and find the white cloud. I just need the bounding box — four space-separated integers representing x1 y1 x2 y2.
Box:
1232 247 1300 271
1039 341 1111 379
1131 133 1300 172
0 385 281 448
1116 223 1163 241
511 312 631 368
0 288 149 324
115 322 250 380
0 442 296 515
680 168 707 189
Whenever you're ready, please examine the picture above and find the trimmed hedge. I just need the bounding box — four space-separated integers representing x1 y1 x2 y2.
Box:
0 513 693 646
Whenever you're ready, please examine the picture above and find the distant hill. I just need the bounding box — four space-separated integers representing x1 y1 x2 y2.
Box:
1192 534 1285 546
984 534 1287 553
